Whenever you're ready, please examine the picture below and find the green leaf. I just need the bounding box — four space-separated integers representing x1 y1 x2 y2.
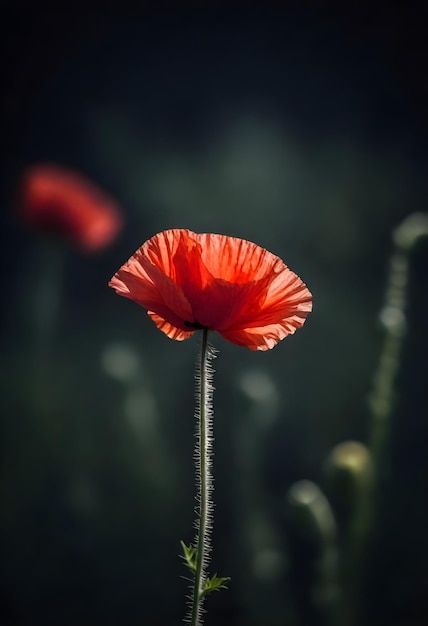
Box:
201 574 231 597
180 540 197 574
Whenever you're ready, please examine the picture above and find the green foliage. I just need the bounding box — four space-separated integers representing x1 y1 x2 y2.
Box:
180 540 197 574
181 541 230 598
201 574 231 598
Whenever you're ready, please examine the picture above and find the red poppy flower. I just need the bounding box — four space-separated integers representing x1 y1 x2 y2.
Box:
109 229 312 350
18 164 123 252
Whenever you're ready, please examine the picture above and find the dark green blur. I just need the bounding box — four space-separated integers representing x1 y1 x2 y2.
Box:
1 4 428 626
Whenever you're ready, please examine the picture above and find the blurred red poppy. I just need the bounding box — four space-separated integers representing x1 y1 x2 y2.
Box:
18 164 123 252
109 229 312 350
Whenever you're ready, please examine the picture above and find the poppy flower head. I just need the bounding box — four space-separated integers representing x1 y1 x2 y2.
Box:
18 164 123 252
109 229 312 350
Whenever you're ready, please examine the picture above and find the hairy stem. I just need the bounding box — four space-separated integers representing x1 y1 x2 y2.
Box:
190 329 214 626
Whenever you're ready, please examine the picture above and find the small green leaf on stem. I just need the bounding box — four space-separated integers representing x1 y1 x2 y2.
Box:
180 540 197 573
201 574 231 598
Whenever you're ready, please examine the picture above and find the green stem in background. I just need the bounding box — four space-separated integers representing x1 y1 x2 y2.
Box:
325 441 374 626
368 252 408 462
181 329 230 626
323 214 428 626
287 480 341 626
31 241 66 417
370 213 428 463
345 246 410 626
352 214 427 624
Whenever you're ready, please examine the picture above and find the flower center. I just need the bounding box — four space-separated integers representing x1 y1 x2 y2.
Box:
184 320 206 330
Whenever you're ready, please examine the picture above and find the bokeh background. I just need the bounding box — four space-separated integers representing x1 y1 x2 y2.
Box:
1 2 428 625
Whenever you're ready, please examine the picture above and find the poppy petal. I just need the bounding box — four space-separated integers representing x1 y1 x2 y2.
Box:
174 233 283 329
227 271 312 330
178 233 311 332
220 316 306 351
198 232 284 283
147 312 196 341
109 237 195 332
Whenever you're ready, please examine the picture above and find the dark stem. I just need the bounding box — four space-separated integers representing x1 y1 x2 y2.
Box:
190 328 213 626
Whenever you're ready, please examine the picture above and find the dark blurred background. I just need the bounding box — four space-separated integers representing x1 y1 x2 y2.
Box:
1 2 428 625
